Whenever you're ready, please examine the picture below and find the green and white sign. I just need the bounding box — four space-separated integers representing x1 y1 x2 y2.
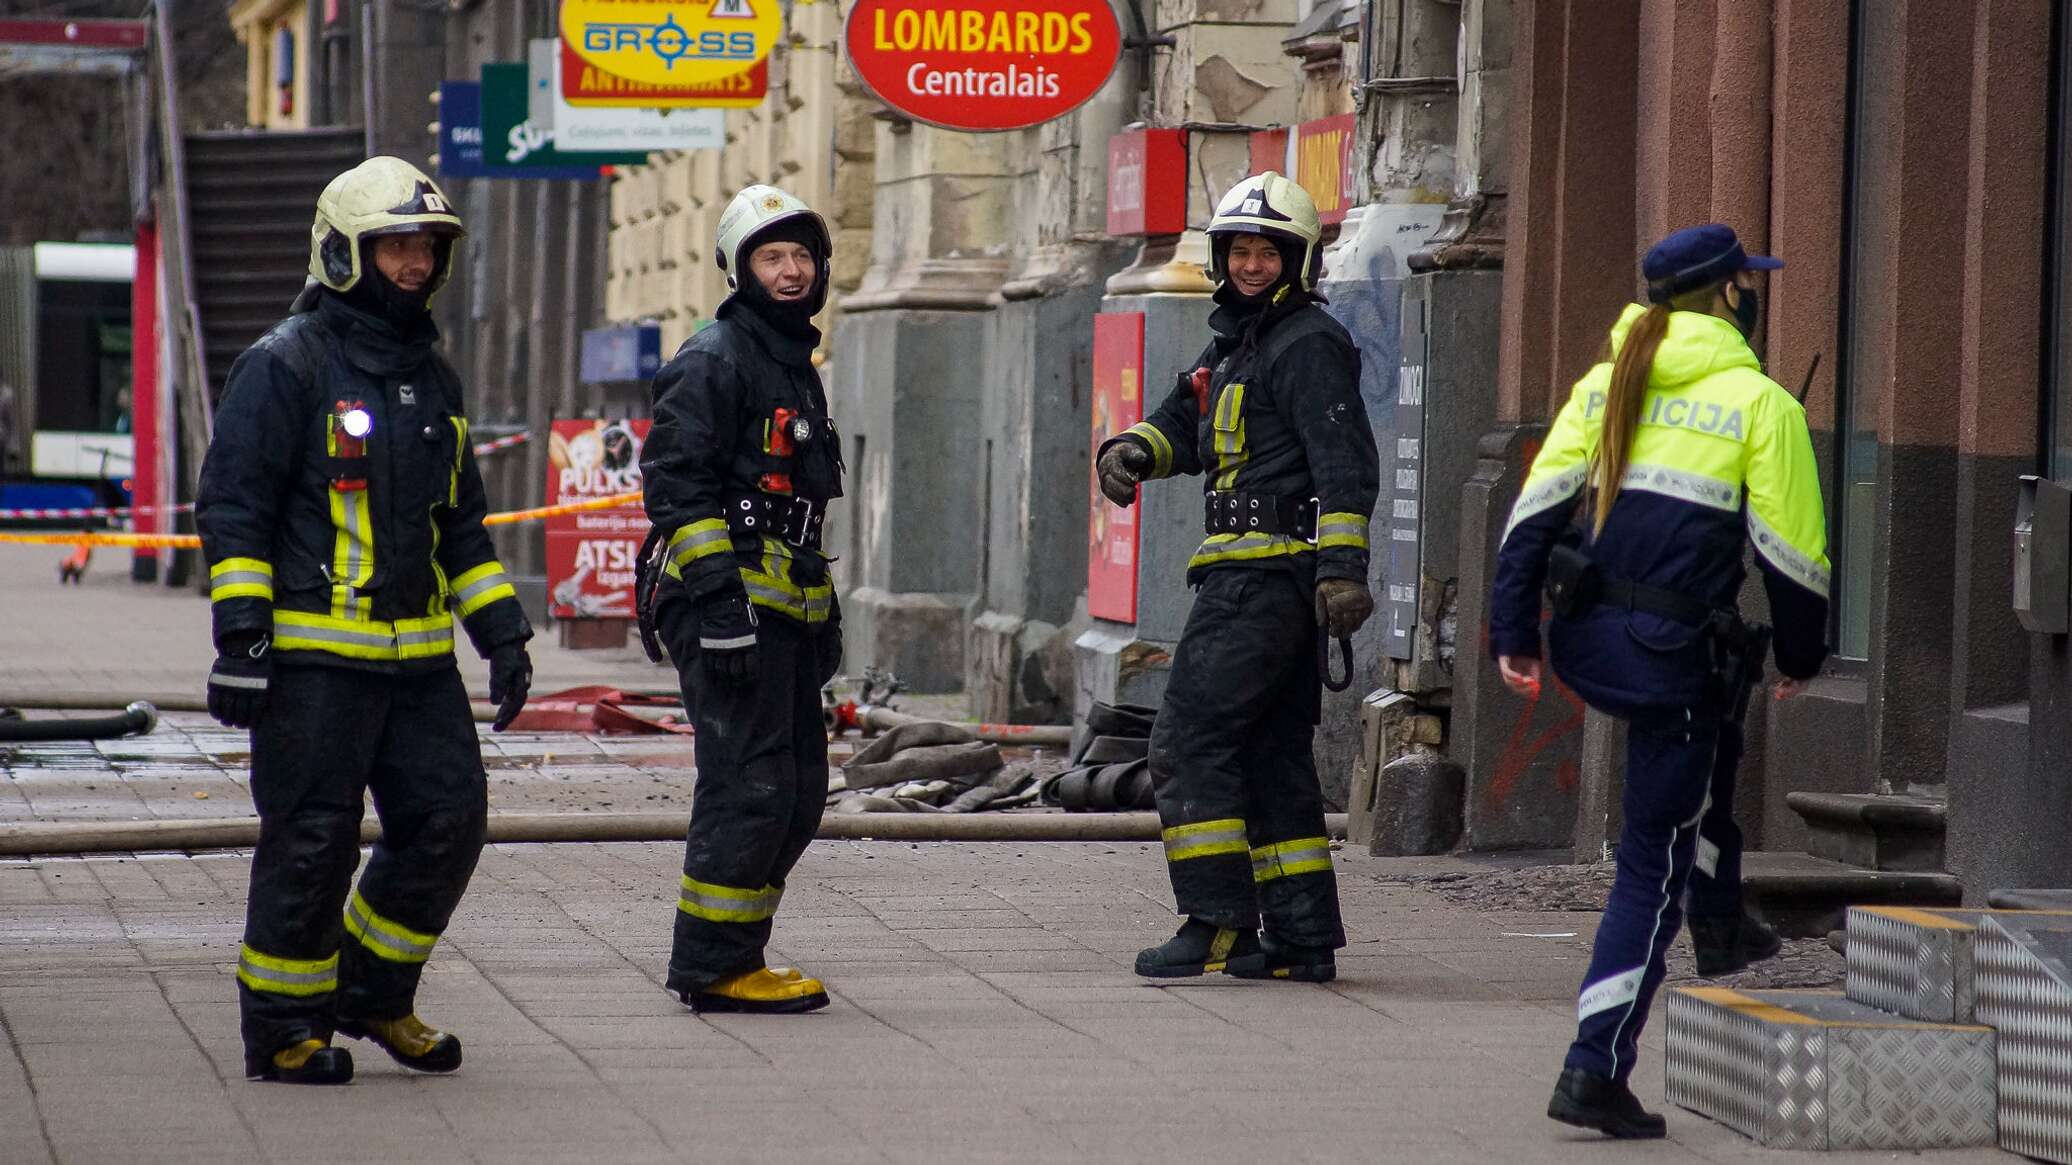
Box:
480 62 648 172
527 40 725 152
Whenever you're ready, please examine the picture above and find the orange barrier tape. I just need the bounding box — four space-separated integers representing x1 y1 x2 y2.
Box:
0 491 647 549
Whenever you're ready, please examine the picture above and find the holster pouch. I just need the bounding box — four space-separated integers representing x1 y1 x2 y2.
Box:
1545 538 1603 620
633 526 666 664
1705 612 1773 725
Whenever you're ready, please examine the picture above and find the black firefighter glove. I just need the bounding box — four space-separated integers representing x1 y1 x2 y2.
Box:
1314 577 1376 639
488 643 533 732
699 596 760 687
207 632 272 729
1097 442 1152 508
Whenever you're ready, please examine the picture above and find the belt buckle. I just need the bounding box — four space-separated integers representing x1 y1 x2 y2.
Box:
1303 496 1321 545
784 497 818 548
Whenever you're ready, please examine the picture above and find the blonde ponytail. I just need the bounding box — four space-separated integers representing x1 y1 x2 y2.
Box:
1590 306 1670 535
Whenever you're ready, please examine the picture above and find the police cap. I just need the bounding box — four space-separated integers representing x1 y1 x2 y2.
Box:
1643 224 1782 304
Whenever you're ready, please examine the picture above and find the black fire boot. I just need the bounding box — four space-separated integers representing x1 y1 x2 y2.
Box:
1547 1067 1667 1139
245 1038 354 1085
1134 918 1260 979
1223 937 1337 983
336 1014 463 1073
1689 910 1783 978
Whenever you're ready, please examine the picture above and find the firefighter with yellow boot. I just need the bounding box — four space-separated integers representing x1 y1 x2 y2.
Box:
636 185 844 1014
1096 173 1379 983
198 157 532 1084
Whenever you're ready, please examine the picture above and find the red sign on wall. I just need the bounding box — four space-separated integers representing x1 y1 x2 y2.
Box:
1107 128 1187 237
1088 313 1145 624
1293 113 1357 225
844 0 1122 133
559 39 767 108
545 419 651 620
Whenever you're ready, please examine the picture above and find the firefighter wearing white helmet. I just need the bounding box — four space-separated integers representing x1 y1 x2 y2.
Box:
635 184 843 1015
1096 170 1379 983
197 155 531 1085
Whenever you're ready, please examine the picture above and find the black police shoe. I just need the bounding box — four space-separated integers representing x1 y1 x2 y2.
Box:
1689 910 1783 978
1134 918 1260 978
245 1038 354 1085
1223 937 1337 982
1547 1067 1667 1139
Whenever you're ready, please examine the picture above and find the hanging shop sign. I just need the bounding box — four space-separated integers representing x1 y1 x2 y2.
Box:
545 419 652 620
481 63 648 173
559 0 780 88
844 0 1122 133
437 80 599 180
529 40 723 151
558 35 766 107
1292 113 1357 225
1106 128 1186 237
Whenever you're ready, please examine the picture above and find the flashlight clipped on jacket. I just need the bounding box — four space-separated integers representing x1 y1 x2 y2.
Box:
331 401 373 491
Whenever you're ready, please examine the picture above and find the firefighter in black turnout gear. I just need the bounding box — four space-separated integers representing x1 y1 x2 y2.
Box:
198 157 533 1085
1097 173 1380 983
637 185 843 1014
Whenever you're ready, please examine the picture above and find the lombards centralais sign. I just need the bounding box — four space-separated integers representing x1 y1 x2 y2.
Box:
844 0 1122 132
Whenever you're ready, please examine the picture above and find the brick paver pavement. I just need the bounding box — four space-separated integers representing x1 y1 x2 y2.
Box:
0 548 2018 1163
0 840 2017 1164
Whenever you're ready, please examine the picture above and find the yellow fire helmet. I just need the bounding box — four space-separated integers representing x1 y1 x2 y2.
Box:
715 184 832 312
308 156 465 298
1207 171 1324 293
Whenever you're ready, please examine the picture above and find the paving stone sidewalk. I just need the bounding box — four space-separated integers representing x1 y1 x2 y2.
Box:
0 840 2015 1165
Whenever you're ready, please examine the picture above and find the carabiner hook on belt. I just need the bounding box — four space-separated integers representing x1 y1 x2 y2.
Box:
1319 628 1355 693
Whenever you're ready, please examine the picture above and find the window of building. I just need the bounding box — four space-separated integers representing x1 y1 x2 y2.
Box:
2050 0 2072 478
1834 0 1892 660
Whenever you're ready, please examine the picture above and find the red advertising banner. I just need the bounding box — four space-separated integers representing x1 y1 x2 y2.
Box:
844 0 1122 132
1293 113 1357 225
1088 313 1145 624
1106 128 1187 237
545 419 651 620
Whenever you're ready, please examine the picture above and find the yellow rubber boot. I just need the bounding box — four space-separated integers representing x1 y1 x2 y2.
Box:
337 1014 463 1073
245 1038 353 1085
686 967 830 1014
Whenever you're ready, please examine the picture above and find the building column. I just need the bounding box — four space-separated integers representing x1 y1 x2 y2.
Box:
829 124 1018 691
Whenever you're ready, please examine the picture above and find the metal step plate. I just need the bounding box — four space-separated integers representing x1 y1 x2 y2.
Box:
1847 906 2072 1023
1976 917 2072 1164
1665 987 1997 1151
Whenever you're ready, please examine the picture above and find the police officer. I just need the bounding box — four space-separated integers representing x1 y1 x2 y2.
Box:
638 185 843 1014
198 157 533 1085
1488 224 1828 1138
1096 173 1379 983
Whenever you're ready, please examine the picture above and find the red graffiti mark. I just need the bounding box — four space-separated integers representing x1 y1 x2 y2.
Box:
1487 676 1585 810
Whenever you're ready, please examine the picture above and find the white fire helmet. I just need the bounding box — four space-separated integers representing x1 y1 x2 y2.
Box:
308 156 464 298
715 184 833 313
1207 171 1324 293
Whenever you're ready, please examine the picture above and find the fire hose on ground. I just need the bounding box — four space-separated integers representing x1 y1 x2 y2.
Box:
0 811 1351 857
0 702 159 742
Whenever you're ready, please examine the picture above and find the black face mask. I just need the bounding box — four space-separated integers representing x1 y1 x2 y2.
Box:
1729 284 1761 339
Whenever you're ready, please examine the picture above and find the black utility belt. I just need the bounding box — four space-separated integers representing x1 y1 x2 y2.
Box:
726 492 827 551
1204 490 1318 540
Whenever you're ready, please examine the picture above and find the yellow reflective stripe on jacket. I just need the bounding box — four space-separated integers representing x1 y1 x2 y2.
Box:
237 945 339 997
1211 383 1248 490
1187 531 1314 571
209 557 274 602
273 609 454 661
1122 421 1174 479
1251 837 1334 882
449 560 517 617
667 518 732 572
677 875 783 923
1315 512 1369 551
447 416 468 506
329 484 374 589
1162 818 1249 863
343 890 440 964
741 538 834 624
1745 389 1832 598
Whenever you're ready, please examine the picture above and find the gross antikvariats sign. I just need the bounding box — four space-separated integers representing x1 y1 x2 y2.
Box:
560 0 780 88
844 0 1121 132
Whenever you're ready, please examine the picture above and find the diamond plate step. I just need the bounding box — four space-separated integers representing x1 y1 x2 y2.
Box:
1665 987 1996 1151
1846 905 2072 1023
1976 917 2072 1164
